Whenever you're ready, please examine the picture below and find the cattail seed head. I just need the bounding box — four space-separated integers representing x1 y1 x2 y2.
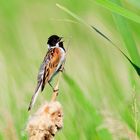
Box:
26 101 63 140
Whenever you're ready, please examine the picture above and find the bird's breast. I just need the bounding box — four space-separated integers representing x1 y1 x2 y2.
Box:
56 47 66 70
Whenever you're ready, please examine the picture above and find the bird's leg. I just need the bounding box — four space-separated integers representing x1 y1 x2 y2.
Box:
48 81 54 91
48 81 59 92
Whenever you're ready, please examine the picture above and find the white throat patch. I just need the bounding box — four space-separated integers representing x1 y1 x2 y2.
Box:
48 42 60 49
47 44 51 49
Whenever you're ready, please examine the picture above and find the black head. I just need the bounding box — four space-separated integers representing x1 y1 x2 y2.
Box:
47 35 62 46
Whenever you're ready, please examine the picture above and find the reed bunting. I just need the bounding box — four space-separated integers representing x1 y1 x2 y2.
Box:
28 35 66 111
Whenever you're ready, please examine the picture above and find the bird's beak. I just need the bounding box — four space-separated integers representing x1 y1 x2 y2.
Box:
60 37 63 41
60 37 64 43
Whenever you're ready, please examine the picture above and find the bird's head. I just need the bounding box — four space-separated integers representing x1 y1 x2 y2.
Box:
47 35 63 49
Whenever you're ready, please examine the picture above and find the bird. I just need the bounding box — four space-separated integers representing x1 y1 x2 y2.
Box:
28 35 66 111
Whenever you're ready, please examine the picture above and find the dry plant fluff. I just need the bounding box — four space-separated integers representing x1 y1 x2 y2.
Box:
26 101 63 140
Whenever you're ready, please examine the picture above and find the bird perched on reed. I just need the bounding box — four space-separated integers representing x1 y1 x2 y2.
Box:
28 35 66 111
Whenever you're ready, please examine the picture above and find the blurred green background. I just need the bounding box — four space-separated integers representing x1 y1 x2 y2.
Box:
0 0 140 139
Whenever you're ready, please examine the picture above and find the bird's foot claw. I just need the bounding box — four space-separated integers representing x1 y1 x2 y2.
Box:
53 89 59 92
59 67 65 72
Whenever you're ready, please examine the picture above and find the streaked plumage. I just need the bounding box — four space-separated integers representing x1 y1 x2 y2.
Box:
28 35 66 111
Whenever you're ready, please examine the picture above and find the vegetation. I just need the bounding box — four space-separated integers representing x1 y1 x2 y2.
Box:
0 0 140 139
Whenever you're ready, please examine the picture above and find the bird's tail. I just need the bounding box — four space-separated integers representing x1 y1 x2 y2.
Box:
28 82 42 111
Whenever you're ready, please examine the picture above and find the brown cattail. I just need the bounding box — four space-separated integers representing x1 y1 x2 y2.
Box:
26 101 63 140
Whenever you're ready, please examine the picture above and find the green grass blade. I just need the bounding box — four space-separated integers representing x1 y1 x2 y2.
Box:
95 0 140 24
56 3 89 27
57 3 140 75
63 73 112 140
91 26 140 76
110 0 140 65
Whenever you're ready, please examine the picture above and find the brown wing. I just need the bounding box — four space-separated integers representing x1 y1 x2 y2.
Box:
41 48 61 91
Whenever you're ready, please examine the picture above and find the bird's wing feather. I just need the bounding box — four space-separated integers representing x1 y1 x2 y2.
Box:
28 56 48 111
41 48 62 91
